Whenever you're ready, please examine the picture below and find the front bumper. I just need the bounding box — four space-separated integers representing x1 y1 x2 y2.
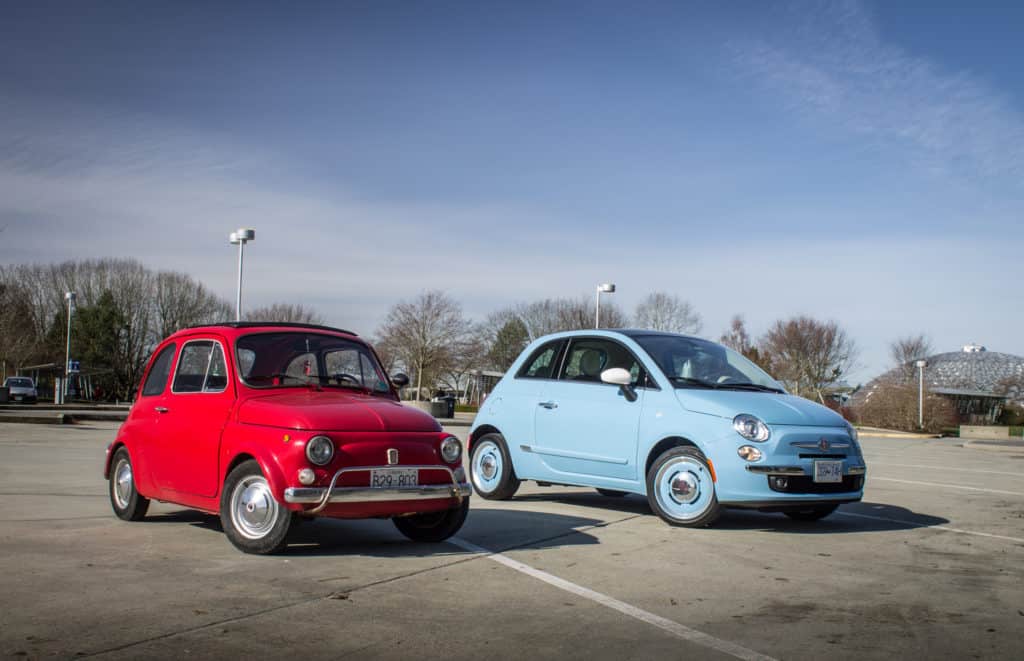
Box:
283 464 470 513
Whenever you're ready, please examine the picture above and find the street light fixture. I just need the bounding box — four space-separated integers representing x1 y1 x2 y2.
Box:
229 228 256 321
63 291 76 405
915 359 927 429
595 283 616 329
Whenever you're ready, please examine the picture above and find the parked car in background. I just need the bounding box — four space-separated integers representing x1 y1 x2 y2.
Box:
2 377 38 404
105 322 470 554
469 330 866 526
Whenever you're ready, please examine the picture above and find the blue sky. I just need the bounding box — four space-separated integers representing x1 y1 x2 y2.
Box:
2 0 1022 382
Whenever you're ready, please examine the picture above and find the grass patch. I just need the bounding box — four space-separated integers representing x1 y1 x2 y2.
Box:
1010 426 1023 438
455 404 479 414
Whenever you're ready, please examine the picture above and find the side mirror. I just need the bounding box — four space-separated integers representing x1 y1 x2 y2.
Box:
601 367 638 403
390 373 410 388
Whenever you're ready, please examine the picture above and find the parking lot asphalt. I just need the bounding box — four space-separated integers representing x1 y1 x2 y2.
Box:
1 422 1022 660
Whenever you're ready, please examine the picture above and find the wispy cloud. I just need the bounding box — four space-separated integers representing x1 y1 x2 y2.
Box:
730 0 1024 187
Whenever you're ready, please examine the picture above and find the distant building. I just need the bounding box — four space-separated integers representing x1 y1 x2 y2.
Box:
853 344 1024 424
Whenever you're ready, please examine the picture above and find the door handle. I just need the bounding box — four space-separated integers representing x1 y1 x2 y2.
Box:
154 406 169 413
538 401 558 409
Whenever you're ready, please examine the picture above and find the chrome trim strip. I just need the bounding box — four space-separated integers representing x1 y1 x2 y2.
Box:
847 466 867 475
529 444 629 465
285 483 472 505
790 441 851 449
745 466 807 475
520 444 533 453
295 464 467 513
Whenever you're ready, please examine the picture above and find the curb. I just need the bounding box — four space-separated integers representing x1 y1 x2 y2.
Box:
0 413 72 425
962 439 1024 454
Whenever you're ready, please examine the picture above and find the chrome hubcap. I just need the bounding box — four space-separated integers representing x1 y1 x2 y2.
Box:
113 459 133 509
472 441 503 493
231 475 279 540
670 472 699 503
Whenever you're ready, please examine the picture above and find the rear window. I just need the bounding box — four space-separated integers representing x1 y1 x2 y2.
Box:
5 377 32 387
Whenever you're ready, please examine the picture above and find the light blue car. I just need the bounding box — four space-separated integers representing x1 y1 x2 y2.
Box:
468 330 866 526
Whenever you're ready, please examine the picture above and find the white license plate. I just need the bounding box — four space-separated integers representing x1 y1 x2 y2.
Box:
370 468 418 488
813 460 843 483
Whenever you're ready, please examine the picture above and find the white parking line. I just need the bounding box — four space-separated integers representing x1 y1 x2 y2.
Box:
837 512 1024 544
866 462 1024 478
449 537 777 661
869 476 1024 497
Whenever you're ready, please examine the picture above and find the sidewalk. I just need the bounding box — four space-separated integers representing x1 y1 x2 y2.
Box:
856 426 938 439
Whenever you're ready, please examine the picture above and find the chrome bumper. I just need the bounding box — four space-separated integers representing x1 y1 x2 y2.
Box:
284 464 469 513
746 465 867 476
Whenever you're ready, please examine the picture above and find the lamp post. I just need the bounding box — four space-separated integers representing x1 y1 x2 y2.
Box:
595 283 616 328
229 228 256 321
63 291 76 405
915 359 927 429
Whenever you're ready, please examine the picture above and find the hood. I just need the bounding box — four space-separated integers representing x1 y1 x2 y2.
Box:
237 390 441 432
676 389 845 427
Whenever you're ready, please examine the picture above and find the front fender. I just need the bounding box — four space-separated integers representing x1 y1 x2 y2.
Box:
219 424 295 504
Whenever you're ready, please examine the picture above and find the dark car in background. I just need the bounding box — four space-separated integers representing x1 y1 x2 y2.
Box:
2 377 38 404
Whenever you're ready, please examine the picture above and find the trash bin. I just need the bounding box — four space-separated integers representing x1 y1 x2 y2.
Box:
0 386 8 403
443 395 456 419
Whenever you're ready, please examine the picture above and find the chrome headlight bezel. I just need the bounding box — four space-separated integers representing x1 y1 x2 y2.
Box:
305 435 335 466
440 436 462 464
845 421 859 442
733 414 770 442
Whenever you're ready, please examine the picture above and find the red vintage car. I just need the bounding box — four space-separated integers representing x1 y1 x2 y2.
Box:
104 322 470 554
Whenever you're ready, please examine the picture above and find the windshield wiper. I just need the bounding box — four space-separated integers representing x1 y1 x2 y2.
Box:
717 383 785 393
668 376 720 389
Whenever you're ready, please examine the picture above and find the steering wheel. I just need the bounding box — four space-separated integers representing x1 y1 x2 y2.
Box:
332 373 362 386
716 375 738 384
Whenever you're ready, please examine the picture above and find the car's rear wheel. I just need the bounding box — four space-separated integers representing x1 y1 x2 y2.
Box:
393 498 470 542
109 448 149 521
783 504 839 521
220 460 292 554
470 433 520 500
646 447 721 527
596 488 628 497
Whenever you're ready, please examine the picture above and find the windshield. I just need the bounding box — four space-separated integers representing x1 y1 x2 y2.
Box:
631 334 784 392
236 332 391 395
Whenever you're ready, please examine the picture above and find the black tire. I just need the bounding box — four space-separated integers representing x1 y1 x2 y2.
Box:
783 504 839 521
393 498 470 542
109 447 150 521
220 460 292 554
645 446 721 527
596 488 628 497
469 433 521 500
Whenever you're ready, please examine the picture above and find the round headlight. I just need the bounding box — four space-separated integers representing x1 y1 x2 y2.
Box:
305 435 334 466
845 421 859 442
733 414 770 442
737 445 762 462
440 436 462 464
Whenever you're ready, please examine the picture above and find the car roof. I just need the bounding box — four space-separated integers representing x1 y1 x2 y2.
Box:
172 322 359 340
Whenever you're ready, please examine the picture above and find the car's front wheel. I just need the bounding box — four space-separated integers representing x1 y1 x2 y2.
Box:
393 498 470 542
646 446 721 527
220 460 292 554
783 504 839 521
470 433 520 500
109 447 149 521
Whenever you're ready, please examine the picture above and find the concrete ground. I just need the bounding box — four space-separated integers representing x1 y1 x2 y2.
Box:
1 422 1022 660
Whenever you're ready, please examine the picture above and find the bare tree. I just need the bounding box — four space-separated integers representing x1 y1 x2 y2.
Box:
854 379 955 433
719 315 771 370
153 272 232 338
759 316 857 402
509 296 627 340
890 334 933 378
634 292 702 334
374 290 469 400
247 302 324 324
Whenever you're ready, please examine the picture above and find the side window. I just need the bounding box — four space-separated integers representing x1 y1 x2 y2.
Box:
516 340 565 380
560 338 644 386
172 341 218 394
141 344 176 397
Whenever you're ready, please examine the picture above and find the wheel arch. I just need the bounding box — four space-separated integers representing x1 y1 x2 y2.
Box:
103 441 127 478
221 450 288 501
469 424 502 454
644 436 708 479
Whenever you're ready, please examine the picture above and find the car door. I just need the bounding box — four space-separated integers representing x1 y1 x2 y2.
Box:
128 342 178 493
153 337 234 497
531 337 645 481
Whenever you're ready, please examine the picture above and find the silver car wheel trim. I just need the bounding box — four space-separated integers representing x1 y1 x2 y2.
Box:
654 456 712 522
113 459 133 509
230 475 279 540
472 441 502 494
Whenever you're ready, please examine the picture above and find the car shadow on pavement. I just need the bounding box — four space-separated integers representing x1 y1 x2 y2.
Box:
139 507 609 558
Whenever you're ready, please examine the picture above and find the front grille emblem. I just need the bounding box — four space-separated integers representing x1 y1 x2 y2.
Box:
818 438 830 451
387 448 399 465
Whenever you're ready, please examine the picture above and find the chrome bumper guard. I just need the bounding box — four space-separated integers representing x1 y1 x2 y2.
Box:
745 465 867 476
284 464 470 514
